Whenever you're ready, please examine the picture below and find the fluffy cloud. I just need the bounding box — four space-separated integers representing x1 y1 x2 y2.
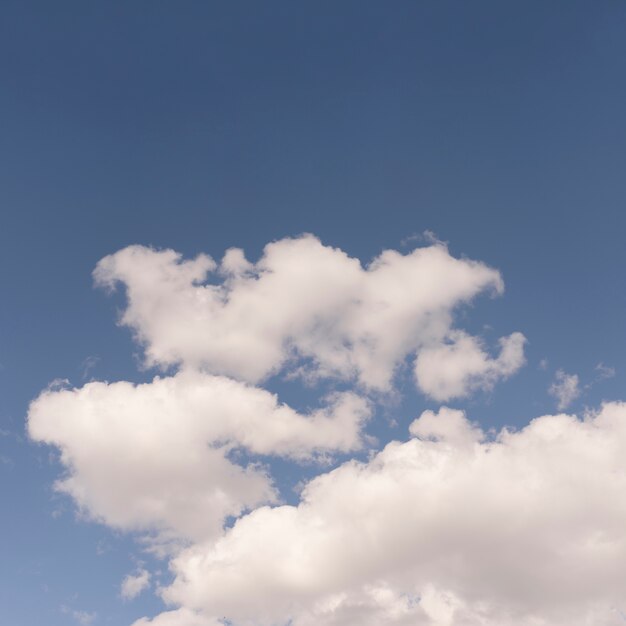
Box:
414 331 526 401
94 236 506 391
143 404 626 626
30 235 539 625
121 568 151 600
28 371 370 542
549 370 580 410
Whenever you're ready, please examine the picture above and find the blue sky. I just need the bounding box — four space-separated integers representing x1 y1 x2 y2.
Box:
2 2 626 625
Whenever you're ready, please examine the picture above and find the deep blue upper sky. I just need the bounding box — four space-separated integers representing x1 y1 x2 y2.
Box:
1 2 626 624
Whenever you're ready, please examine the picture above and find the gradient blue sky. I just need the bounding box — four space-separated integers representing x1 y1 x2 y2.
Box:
2 2 626 625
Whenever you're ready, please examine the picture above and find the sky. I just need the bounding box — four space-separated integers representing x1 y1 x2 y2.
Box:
2 2 626 625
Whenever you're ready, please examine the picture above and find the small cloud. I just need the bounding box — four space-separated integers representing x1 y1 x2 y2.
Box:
120 568 151 601
51 508 63 519
0 454 13 468
549 370 580 410
401 230 446 248
47 378 71 391
538 358 549 371
61 605 96 625
80 356 100 380
414 331 526 402
95 539 111 556
595 362 616 381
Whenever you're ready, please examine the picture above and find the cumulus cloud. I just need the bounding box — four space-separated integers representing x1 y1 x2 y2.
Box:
29 235 539 626
93 235 506 391
28 371 370 542
121 568 151 600
549 369 580 410
414 331 526 401
142 404 626 626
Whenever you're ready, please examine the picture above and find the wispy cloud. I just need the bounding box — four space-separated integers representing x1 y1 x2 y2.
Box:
595 362 616 381
61 605 96 625
549 369 580 410
121 568 151 601
80 355 100 380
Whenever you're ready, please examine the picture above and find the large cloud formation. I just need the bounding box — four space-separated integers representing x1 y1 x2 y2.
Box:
155 405 626 626
27 235 554 625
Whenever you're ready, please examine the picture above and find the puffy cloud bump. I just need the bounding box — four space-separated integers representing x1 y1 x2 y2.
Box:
415 331 526 401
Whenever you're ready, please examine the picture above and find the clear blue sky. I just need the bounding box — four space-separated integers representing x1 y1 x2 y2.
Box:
1 2 626 625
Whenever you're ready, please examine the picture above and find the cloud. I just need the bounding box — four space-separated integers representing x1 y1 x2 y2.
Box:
61 606 96 625
549 370 580 410
80 355 101 380
28 371 370 542
135 404 626 626
30 235 538 626
595 362 616 381
414 331 526 401
121 568 151 601
93 236 506 392
0 454 13 468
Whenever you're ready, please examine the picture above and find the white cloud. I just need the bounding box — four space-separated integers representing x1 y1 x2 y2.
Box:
93 236 506 392
30 235 540 626
549 369 580 410
81 355 100 380
139 404 626 626
61 606 96 625
414 331 526 401
596 362 616 381
121 568 151 601
28 371 370 542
